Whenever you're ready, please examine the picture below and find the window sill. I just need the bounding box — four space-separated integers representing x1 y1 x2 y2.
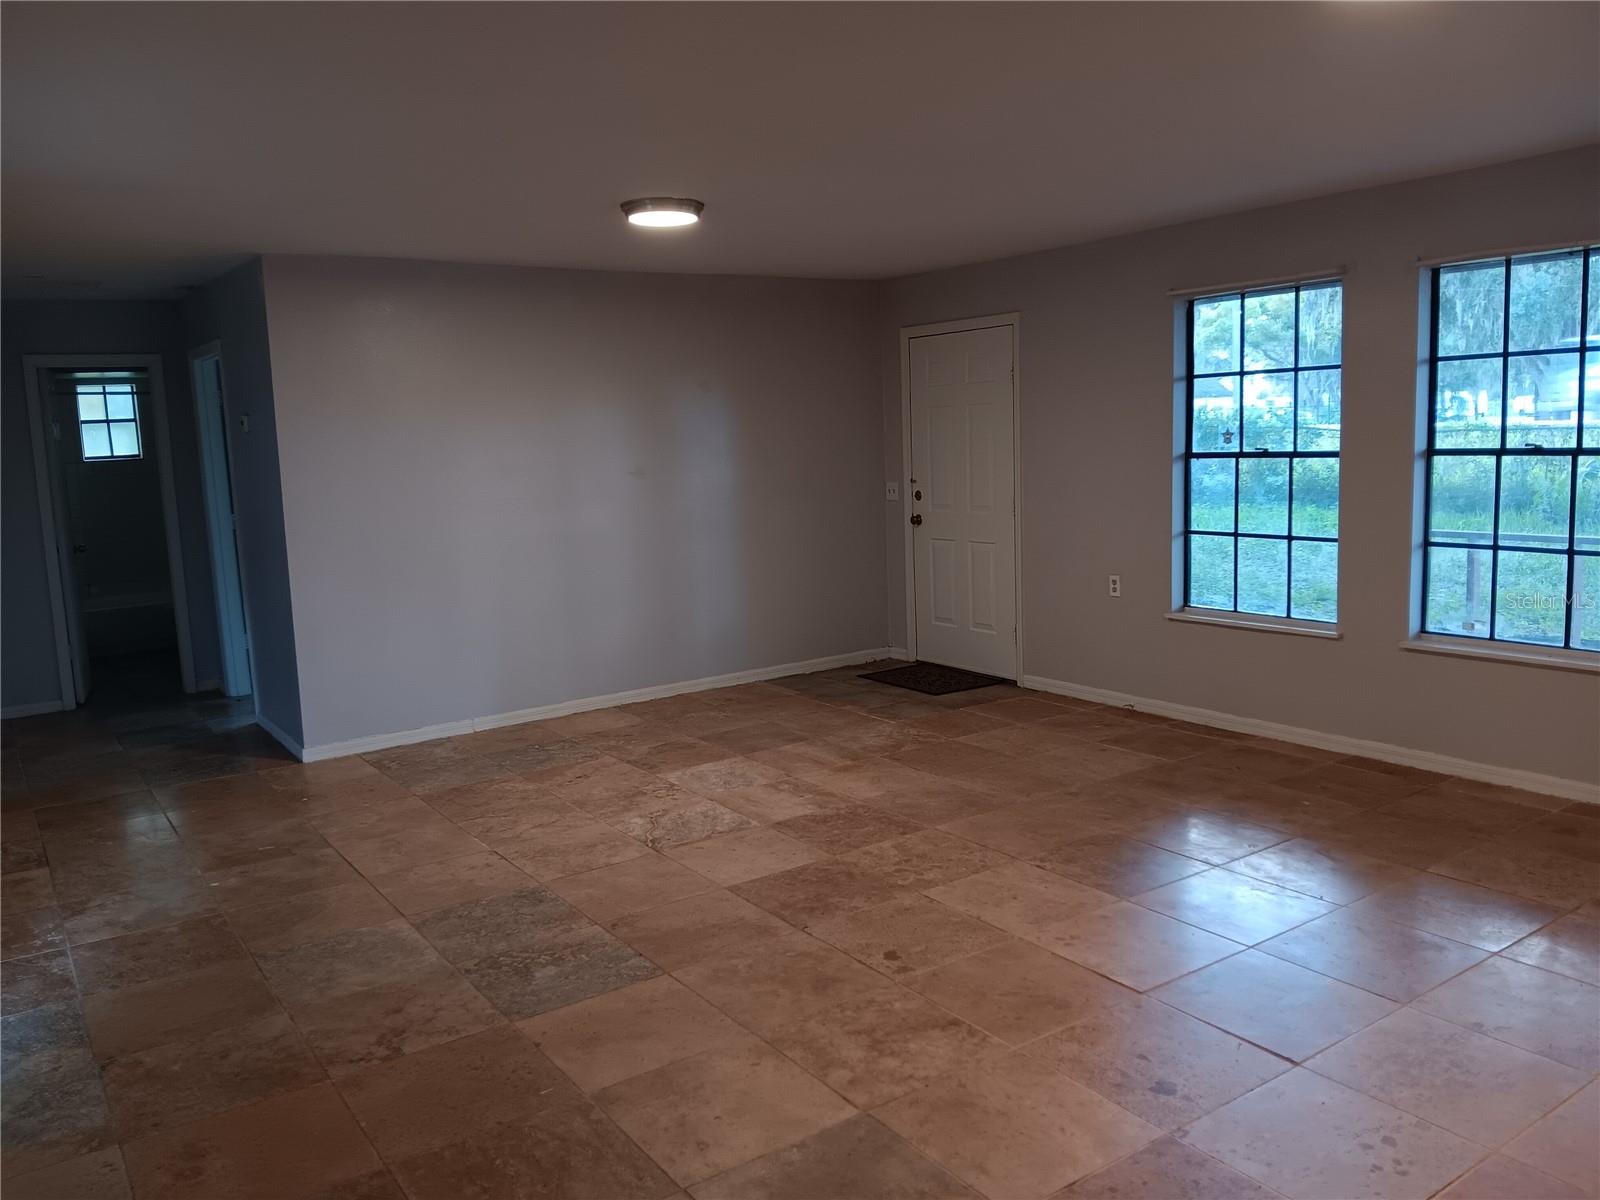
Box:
1400 635 1600 674
1166 609 1341 639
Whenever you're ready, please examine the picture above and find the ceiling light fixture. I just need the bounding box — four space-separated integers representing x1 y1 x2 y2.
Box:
621 197 704 228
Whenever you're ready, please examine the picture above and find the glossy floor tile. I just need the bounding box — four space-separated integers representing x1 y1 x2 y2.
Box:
876 1049 1160 1199
1056 1135 1282 1200
1500 1079 1600 1196
1152 948 1398 1061
1501 902 1600 985
2 660 1594 1198
1411 955 1600 1073
905 937 1133 1046
766 985 998 1108
1023 992 1288 1129
596 1039 856 1186
690 1112 980 1200
1305 1007 1587 1146
1181 1069 1482 1200
1258 906 1490 1002
519 974 749 1093
1436 1153 1591 1200
1037 901 1242 991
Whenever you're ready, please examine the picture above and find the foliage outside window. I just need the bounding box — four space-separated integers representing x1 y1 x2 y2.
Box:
1423 247 1598 652
76 381 142 460
1184 281 1343 622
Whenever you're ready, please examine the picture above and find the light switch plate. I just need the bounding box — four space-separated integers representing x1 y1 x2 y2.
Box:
885 482 900 501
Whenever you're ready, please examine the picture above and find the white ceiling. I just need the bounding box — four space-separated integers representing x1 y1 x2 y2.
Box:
4 2 1596 297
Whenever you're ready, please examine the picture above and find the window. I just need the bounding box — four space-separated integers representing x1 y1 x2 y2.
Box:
1423 247 1598 652
75 378 142 460
1183 280 1342 623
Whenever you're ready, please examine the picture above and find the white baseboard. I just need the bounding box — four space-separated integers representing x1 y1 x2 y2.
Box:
1 699 68 720
1023 674 1599 804
296 647 898 764
885 646 913 661
254 711 306 762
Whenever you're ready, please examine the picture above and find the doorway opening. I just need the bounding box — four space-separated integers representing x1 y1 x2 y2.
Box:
21 352 251 716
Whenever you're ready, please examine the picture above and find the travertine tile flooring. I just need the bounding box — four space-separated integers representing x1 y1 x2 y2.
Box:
3 661 1597 1199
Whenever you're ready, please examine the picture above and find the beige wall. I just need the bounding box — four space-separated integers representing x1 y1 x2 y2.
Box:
882 147 1600 786
260 257 887 751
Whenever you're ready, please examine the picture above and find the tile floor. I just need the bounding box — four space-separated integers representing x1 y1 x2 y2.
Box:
2 660 1597 1199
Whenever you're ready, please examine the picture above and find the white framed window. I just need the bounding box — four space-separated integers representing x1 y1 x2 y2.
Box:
1422 246 1598 653
75 379 142 460
1181 280 1343 623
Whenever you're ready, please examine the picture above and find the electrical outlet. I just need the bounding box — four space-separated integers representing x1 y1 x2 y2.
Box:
885 482 900 501
1108 574 1121 597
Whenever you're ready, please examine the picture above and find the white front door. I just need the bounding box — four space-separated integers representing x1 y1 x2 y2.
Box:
908 323 1017 678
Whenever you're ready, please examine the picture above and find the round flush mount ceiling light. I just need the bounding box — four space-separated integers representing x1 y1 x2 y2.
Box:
621 197 704 228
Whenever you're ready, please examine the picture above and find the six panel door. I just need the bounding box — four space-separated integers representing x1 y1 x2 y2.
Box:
908 324 1017 678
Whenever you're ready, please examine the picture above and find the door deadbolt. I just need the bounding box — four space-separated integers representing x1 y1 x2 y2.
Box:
913 489 923 501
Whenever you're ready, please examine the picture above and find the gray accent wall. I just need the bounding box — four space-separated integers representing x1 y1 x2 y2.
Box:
882 147 1600 785
2 299 220 709
259 256 886 749
181 262 305 745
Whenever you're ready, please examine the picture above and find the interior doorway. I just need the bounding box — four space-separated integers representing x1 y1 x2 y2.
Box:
900 315 1021 680
23 354 197 707
189 344 255 699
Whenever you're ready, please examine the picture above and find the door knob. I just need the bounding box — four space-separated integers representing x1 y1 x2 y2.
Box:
909 514 923 527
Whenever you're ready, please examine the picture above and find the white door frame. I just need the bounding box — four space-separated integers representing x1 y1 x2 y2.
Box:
189 342 256 702
23 353 197 702
898 313 1023 681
